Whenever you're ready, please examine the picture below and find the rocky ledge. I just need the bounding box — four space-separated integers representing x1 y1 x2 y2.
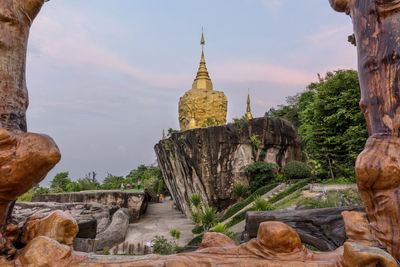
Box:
154 117 301 216
32 190 147 222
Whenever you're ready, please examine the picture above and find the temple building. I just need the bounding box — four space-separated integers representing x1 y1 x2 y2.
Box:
178 32 228 131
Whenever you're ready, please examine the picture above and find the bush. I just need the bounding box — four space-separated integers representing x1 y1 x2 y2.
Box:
251 195 273 211
244 162 278 193
187 234 204 246
152 236 174 255
210 223 234 239
192 225 203 234
232 183 248 200
201 207 218 232
283 161 312 179
189 194 202 209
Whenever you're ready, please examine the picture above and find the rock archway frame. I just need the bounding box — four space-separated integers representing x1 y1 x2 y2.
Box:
1 0 400 265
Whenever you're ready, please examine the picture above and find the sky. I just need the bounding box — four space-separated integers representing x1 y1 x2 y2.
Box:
26 0 357 186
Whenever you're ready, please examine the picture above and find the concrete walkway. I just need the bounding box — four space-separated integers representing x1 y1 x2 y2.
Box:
119 199 195 252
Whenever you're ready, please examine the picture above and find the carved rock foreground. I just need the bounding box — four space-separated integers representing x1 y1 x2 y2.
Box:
0 211 397 266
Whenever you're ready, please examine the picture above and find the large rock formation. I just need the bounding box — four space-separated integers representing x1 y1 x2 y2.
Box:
155 117 301 216
32 191 147 222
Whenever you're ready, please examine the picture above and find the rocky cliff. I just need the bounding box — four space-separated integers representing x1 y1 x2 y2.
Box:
154 117 301 216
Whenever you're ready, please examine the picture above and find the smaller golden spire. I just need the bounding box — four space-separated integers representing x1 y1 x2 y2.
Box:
162 129 165 140
246 89 253 120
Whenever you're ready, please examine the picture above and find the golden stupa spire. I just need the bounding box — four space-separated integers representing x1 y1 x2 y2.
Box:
192 29 213 91
246 89 253 120
162 129 165 140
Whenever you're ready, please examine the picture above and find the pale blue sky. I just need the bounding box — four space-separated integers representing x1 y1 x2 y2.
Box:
26 0 356 185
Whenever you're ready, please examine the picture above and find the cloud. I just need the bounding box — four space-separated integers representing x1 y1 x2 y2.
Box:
212 60 314 86
30 15 191 90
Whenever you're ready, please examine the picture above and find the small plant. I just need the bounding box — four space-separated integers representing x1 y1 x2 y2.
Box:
249 134 261 152
169 229 181 246
189 194 202 209
274 173 287 183
232 183 248 200
151 236 174 255
211 223 234 238
283 161 312 179
251 195 273 211
200 207 218 232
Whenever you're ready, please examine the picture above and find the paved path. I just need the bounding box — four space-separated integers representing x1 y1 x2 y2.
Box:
120 199 195 252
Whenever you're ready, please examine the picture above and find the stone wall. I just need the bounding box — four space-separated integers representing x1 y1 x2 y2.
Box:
154 117 301 216
32 191 147 222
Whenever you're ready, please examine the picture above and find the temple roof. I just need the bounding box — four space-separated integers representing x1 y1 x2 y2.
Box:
192 31 213 90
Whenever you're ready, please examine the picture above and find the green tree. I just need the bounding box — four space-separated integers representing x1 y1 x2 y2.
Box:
50 172 71 192
266 94 301 128
299 70 368 179
102 174 125 190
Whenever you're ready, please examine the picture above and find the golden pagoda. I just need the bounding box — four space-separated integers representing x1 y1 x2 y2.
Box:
246 90 253 120
178 31 227 131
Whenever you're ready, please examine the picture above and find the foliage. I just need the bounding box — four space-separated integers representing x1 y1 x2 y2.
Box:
210 223 234 238
320 176 356 185
283 161 312 179
192 225 203 234
233 115 247 124
298 70 368 179
170 229 181 246
17 185 50 202
77 177 100 191
244 162 278 193
66 182 82 192
232 183 248 200
200 207 218 232
151 236 174 255
189 194 202 209
301 189 363 209
50 172 71 192
101 174 125 190
267 70 368 180
251 195 273 211
219 183 278 222
249 134 261 152
187 234 204 246
266 94 301 129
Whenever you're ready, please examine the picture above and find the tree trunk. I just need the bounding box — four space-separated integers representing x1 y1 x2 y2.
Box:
0 0 46 133
330 0 400 261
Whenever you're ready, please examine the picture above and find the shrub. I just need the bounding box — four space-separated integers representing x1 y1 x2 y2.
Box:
249 134 261 152
283 161 312 179
189 194 202 209
187 234 204 246
192 225 203 234
232 183 248 200
244 161 278 193
201 207 218 232
152 236 174 255
251 195 273 211
210 223 234 239
170 229 181 246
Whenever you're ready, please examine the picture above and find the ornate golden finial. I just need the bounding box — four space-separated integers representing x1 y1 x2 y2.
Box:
246 89 253 120
162 129 165 140
192 29 213 91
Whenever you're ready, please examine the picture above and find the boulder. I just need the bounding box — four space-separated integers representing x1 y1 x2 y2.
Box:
245 206 365 251
96 208 129 250
154 117 301 216
20 210 78 246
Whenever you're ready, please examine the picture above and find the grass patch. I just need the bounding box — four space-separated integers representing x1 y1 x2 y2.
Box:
320 176 356 185
219 183 278 222
273 191 304 210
